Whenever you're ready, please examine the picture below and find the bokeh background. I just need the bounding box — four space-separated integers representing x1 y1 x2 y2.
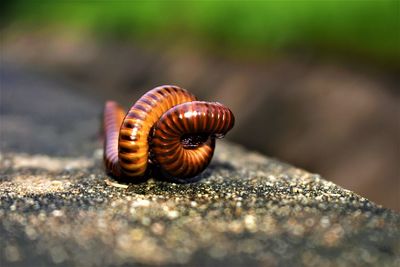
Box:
1 1 399 210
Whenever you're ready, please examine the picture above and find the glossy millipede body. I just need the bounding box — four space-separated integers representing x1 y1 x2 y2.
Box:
103 85 234 182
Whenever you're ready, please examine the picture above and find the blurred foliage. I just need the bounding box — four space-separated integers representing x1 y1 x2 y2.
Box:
2 1 399 64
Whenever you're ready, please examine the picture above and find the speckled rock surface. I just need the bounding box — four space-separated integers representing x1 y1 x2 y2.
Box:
1 143 400 267
1 65 399 266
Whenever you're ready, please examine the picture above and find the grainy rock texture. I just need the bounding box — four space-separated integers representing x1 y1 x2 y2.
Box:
1 144 400 267
1 65 399 267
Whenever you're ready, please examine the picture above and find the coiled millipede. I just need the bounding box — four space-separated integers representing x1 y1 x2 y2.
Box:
103 85 235 182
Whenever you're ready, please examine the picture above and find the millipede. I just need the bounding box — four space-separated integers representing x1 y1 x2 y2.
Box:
103 85 235 182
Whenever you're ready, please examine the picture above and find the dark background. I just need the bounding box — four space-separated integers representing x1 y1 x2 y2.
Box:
1 1 399 210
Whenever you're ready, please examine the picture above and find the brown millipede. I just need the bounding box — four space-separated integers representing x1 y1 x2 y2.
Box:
103 85 234 182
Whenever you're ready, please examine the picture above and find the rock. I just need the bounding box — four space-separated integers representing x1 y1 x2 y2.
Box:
1 142 399 267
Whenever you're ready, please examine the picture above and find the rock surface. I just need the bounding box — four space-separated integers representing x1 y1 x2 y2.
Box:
1 65 399 266
1 144 400 267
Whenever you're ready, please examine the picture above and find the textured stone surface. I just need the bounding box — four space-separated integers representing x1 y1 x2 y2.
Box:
1 65 399 266
1 143 400 267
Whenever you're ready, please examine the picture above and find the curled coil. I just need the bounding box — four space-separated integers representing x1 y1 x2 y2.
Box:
103 85 235 182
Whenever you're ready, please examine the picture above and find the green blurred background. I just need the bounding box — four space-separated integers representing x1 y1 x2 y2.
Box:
3 1 399 64
1 1 399 210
